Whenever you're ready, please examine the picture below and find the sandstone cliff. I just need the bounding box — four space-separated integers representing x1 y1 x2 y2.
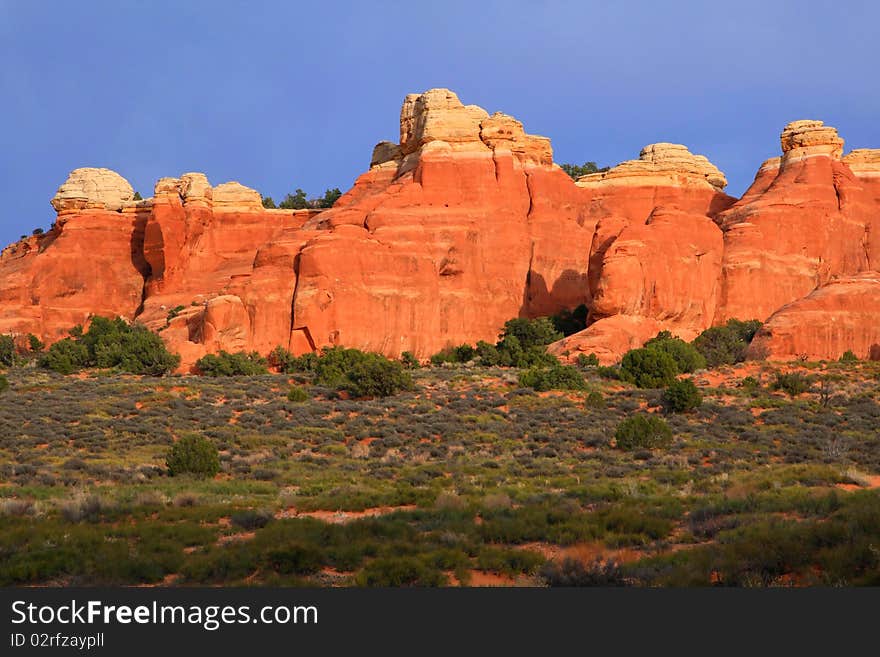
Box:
1 92 878 369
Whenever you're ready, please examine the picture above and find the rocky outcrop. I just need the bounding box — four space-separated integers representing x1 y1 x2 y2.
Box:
0 168 148 341
51 167 135 213
549 143 734 363
137 174 318 366
577 142 728 191
1 93 878 369
271 88 594 361
715 120 874 323
748 273 880 361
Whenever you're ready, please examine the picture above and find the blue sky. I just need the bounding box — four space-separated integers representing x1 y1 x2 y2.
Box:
1 1 877 245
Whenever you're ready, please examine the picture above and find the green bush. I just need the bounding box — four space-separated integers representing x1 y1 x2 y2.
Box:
551 304 588 336
430 344 476 366
771 372 811 397
692 319 762 368
231 509 273 530
498 317 563 351
266 545 323 575
39 338 89 374
614 415 673 450
644 331 706 373
38 317 179 375
661 379 703 413
839 350 859 363
400 351 420 369
279 189 309 209
166 434 220 478
356 556 447 587
315 188 342 209
740 376 761 393
261 196 276 209
559 162 609 180
576 352 599 368
287 386 309 402
620 348 678 388
27 334 43 353
585 390 605 409
597 365 621 380
0 375 8 395
519 363 586 391
539 557 625 586
337 352 414 398
0 335 15 367
196 351 268 376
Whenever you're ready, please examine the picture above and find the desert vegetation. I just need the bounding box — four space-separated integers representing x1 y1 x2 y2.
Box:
0 321 878 587
1 314 879 587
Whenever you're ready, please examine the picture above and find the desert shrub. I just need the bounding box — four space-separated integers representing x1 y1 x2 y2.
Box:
551 304 589 336
231 509 274 530
519 363 586 391
477 547 544 575
0 499 35 517
0 375 8 395
474 340 502 366
539 557 625 586
60 494 114 523
692 319 762 368
740 376 761 393
166 434 220 478
644 331 706 373
430 344 476 366
265 545 323 574
38 338 89 374
333 352 414 398
620 348 678 388
400 351 420 369
27 334 43 352
482 493 512 511
0 335 15 366
173 492 201 507
597 366 621 380
839 350 859 363
498 317 562 351
427 317 561 368
585 390 605 409
287 386 309 403
771 372 811 397
577 353 599 368
261 196 276 209
614 415 673 450
39 317 179 375
356 556 447 587
661 379 703 413
196 351 268 376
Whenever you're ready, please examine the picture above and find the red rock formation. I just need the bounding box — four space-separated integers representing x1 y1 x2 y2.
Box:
716 121 874 323
548 144 735 363
0 168 148 342
137 173 319 365
748 273 880 361
1 95 878 369
272 89 597 360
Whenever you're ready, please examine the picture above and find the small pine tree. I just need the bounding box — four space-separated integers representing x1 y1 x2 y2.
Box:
661 379 703 413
